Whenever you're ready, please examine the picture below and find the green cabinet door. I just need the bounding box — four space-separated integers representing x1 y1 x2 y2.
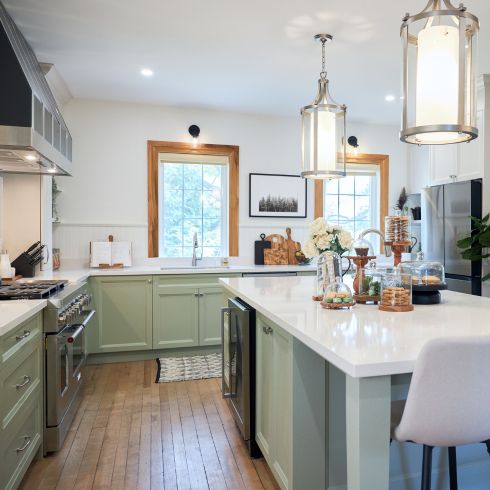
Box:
198 286 224 346
255 316 274 460
89 276 153 353
271 325 292 489
153 285 199 349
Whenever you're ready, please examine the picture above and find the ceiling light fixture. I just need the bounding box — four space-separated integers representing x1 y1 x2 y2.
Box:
140 68 154 77
385 95 396 102
301 34 346 180
25 154 37 161
400 0 479 145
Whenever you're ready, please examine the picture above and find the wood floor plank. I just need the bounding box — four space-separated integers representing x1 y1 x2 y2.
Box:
20 360 280 490
186 380 227 490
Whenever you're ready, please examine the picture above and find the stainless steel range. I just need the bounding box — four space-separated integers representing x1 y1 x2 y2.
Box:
43 281 95 452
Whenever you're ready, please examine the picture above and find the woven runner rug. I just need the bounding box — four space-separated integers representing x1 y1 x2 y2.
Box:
156 353 222 383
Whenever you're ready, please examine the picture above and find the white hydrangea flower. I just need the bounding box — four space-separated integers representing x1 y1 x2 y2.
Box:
303 239 319 258
316 233 331 250
309 217 327 237
338 229 353 250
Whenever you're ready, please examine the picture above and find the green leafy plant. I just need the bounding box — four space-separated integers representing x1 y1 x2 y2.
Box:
456 214 490 281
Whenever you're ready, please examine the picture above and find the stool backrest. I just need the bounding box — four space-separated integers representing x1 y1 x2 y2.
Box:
394 336 490 447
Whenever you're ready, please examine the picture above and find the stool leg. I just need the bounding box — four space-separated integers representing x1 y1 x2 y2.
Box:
448 447 458 490
421 445 433 490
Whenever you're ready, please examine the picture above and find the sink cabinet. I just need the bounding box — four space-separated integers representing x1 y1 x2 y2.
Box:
152 275 241 349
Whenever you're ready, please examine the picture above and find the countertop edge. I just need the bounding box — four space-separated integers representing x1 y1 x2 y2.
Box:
0 300 47 337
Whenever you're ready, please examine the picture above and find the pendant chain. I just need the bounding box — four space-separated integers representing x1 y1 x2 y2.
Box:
320 38 327 79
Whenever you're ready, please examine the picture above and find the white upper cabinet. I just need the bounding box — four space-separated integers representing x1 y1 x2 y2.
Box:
429 144 460 186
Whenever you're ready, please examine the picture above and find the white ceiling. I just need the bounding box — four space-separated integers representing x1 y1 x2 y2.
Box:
4 0 489 123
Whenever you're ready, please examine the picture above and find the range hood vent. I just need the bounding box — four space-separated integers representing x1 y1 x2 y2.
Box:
0 2 72 175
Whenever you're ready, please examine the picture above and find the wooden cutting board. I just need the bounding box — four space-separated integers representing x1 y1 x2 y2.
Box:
285 227 301 265
263 234 289 265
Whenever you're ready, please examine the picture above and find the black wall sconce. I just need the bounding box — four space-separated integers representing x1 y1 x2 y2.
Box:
347 135 359 155
188 125 200 146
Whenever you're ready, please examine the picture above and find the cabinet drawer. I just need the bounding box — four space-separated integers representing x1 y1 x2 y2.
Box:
1 340 41 430
1 390 42 490
1 314 42 364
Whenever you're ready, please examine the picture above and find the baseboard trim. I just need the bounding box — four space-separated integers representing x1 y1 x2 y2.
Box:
87 345 220 365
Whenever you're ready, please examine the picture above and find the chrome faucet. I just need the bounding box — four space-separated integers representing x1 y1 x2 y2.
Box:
359 228 392 257
191 232 201 266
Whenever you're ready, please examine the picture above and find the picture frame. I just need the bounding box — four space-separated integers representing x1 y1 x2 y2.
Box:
249 173 307 218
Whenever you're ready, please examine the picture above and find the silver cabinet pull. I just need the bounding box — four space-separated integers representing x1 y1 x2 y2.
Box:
147 279 152 284
15 375 31 390
262 325 273 335
15 330 31 342
16 436 32 453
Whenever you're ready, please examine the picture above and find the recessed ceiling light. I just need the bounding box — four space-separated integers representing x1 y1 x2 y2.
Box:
385 95 396 102
25 154 37 161
140 68 154 77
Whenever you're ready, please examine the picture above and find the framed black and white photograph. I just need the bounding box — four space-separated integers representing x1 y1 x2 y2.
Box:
249 173 307 218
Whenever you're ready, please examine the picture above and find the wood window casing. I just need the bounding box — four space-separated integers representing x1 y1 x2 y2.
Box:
314 153 389 234
148 141 239 257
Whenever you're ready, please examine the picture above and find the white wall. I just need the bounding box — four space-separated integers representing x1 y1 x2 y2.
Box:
54 98 408 263
2 174 41 260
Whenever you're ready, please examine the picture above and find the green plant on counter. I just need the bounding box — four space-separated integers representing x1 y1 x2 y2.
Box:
456 214 490 281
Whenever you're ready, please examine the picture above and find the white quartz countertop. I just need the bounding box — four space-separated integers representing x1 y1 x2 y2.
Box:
220 276 490 378
34 264 315 284
0 300 46 337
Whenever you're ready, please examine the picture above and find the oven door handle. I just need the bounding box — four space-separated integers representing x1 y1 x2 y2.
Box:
66 310 95 343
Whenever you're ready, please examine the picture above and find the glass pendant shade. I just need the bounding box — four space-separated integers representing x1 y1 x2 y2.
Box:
301 35 346 179
400 0 479 145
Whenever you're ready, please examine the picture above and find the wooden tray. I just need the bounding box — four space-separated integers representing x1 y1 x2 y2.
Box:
379 304 414 312
320 301 356 309
355 294 380 304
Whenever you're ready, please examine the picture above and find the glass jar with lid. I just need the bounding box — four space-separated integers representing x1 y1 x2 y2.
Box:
356 260 383 304
313 251 342 301
321 277 354 309
379 271 413 312
398 252 447 304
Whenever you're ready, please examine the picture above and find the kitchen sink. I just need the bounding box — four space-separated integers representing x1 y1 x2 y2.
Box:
160 265 231 270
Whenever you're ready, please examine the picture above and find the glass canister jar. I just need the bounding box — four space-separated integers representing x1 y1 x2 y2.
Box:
384 212 411 243
314 251 342 301
356 260 383 304
379 272 414 312
321 277 355 309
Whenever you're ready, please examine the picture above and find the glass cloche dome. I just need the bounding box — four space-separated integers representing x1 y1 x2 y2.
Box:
398 252 445 286
322 277 354 309
349 237 374 257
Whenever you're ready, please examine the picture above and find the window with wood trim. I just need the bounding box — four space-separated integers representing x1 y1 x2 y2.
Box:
315 153 389 251
148 141 239 258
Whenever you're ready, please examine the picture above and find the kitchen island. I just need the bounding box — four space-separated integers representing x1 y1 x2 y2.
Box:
220 275 490 490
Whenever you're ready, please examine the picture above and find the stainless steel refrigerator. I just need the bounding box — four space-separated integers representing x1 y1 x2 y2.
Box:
421 180 482 295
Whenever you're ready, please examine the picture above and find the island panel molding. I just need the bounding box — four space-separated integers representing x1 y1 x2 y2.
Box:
314 152 389 234
147 140 239 257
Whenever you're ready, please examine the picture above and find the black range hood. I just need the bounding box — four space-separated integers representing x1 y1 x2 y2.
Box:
0 1 72 176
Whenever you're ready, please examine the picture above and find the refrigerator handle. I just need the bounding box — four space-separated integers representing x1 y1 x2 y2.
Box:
221 307 233 399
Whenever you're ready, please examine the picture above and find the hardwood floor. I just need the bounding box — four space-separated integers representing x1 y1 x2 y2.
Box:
20 361 279 490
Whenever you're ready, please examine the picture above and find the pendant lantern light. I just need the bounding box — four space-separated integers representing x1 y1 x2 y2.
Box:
301 34 346 179
400 0 479 145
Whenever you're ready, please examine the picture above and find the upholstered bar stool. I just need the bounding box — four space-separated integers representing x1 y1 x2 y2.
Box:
391 336 490 490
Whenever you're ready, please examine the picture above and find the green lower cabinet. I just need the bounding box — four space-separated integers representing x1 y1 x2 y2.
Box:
198 286 224 346
153 285 199 349
256 315 292 490
89 276 153 353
